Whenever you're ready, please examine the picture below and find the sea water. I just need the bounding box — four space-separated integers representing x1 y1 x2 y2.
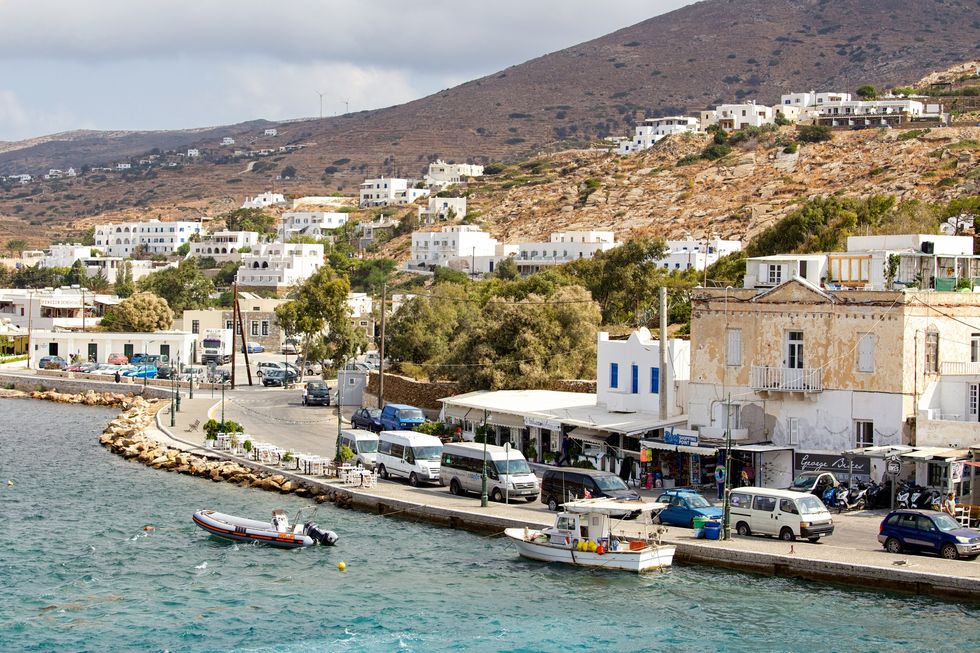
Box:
0 399 977 653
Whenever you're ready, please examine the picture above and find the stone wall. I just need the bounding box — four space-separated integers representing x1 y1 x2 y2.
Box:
366 372 459 411
0 372 172 399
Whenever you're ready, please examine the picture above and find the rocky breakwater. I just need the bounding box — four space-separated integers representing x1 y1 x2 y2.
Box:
97 399 353 508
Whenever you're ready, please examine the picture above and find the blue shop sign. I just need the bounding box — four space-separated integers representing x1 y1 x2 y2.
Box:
664 429 698 447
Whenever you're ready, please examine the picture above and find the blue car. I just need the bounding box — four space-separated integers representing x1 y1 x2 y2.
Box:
243 341 264 353
655 488 723 527
379 403 426 431
878 509 980 560
124 364 158 379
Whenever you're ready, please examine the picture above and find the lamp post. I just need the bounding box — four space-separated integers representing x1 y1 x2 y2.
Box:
722 392 733 541
480 409 488 507
220 379 226 431
335 357 345 464
170 359 177 427
188 341 195 399
504 442 511 505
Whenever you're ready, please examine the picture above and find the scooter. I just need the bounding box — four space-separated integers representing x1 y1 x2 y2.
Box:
863 479 884 509
896 480 918 509
822 484 848 513
840 482 870 511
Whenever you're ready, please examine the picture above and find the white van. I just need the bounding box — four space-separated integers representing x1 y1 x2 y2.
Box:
729 487 834 542
376 430 442 486
338 429 379 469
440 442 539 503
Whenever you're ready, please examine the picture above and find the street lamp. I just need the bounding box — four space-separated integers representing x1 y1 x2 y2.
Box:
504 442 511 505
220 379 227 431
722 392 733 541
480 409 489 507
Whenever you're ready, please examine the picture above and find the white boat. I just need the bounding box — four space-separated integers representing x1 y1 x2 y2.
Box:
504 498 675 572
193 508 338 548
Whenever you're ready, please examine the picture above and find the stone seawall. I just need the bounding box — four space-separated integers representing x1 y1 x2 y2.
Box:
0 372 173 399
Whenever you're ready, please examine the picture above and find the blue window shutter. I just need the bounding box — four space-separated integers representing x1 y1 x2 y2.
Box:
651 367 660 394
631 365 639 394
610 363 619 388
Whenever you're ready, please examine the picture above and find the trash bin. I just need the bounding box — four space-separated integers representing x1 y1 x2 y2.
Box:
703 521 721 540
692 516 709 538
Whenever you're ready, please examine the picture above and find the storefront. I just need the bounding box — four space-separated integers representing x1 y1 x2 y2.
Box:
730 444 795 489
640 436 718 493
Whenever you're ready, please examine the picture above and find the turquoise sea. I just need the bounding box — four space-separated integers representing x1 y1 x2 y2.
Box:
1 399 978 652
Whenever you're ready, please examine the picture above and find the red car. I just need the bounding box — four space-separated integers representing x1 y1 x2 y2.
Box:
107 352 129 365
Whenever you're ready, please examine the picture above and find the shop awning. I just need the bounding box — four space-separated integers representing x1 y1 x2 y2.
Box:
443 405 475 421
641 439 718 456
842 445 913 459
731 444 793 453
486 412 527 429
900 447 971 461
567 427 608 447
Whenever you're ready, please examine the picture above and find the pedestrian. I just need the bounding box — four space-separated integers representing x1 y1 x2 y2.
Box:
943 491 956 517
557 436 571 467
739 469 750 487
114 370 121 384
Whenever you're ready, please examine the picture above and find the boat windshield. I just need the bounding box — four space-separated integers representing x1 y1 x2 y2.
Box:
496 458 531 475
357 440 378 453
687 495 712 508
932 513 961 531
594 475 629 491
412 446 442 461
798 496 826 515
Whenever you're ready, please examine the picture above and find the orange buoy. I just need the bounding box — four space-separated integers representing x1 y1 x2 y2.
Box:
143 525 155 532
597 544 606 555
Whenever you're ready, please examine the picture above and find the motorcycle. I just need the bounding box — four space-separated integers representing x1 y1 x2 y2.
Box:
839 482 870 511
896 480 918 509
822 484 848 513
863 479 884 509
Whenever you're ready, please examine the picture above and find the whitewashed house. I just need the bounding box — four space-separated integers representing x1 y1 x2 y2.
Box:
513 231 619 275
221 137 235 146
359 177 430 207
409 225 499 271
618 116 700 154
264 128 278 137
282 211 348 239
186 149 200 158
812 98 932 127
43 244 95 269
236 243 323 294
189 231 259 261
0 287 119 331
241 192 286 209
424 160 484 189
93 219 203 257
418 197 467 224
700 101 775 130
30 329 195 368
658 236 742 272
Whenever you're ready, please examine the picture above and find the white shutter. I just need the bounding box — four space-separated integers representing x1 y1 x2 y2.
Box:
726 329 742 367
788 418 799 445
857 333 875 373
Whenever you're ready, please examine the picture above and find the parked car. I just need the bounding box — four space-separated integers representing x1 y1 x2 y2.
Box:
730 487 835 542
180 366 205 381
540 468 640 511
297 358 322 376
155 365 175 380
376 430 443 486
262 368 298 387
350 407 383 432
256 361 282 378
38 355 68 370
379 404 426 431
89 364 121 376
302 380 331 406
124 365 158 379
281 342 298 355
878 509 980 560
67 362 99 373
655 488 723 527
243 341 264 354
338 429 380 469
787 471 839 497
107 352 129 365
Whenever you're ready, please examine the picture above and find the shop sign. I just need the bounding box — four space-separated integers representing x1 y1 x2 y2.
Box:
664 428 698 447
951 462 963 483
795 453 871 475
524 416 562 431
886 457 901 475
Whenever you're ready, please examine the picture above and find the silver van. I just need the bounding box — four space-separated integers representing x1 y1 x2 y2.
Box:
440 442 539 503
338 429 379 469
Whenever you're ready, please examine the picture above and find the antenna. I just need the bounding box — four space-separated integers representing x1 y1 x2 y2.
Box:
316 90 325 120
344 98 350 114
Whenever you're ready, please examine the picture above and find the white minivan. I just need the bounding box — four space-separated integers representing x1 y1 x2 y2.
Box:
376 430 442 486
440 442 540 503
338 429 379 469
729 487 835 542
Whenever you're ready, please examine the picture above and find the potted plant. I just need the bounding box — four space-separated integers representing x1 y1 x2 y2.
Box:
243 439 253 459
229 433 240 453
283 451 296 469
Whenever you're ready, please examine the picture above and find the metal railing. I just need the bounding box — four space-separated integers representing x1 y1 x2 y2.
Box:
940 361 980 376
750 365 823 393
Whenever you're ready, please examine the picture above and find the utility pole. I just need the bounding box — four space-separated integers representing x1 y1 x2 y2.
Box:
336 359 345 463
234 283 253 386
230 284 238 390
481 409 489 507
659 286 668 420
316 90 324 120
377 280 387 409
723 393 733 541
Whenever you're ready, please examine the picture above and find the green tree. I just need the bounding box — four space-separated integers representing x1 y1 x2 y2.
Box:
797 125 833 143
12 264 68 289
80 227 96 247
214 261 242 285
222 208 277 235
137 259 214 313
114 261 135 298
6 239 27 256
176 242 190 256
274 266 359 367
87 267 112 292
99 292 174 332
492 256 520 280
386 284 479 376
856 85 877 100
65 259 87 286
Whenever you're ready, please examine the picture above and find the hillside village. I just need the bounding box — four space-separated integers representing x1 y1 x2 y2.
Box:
3 63 980 516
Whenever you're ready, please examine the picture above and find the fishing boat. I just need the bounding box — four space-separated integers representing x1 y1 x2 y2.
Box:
504 498 675 572
193 508 338 548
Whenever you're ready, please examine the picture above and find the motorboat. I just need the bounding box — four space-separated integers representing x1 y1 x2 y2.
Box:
193 508 338 548
504 498 675 572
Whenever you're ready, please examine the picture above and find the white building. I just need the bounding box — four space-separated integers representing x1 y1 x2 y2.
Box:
236 243 323 293
93 219 204 257
43 244 95 269
187 149 200 158
81 257 163 284
618 116 700 154
241 192 286 209
811 99 931 127
282 211 348 239
418 197 467 224
409 225 499 270
424 160 484 189
357 215 400 249
264 128 278 137
512 231 619 275
359 177 430 207
347 292 375 339
115 163 132 171
700 101 775 130
779 91 852 109
221 137 235 146
658 236 742 272
598 329 689 418
0 287 120 331
30 329 195 368
291 196 356 210
189 231 259 261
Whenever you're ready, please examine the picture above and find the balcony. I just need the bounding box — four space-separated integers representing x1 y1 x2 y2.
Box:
750 365 823 393
940 361 980 376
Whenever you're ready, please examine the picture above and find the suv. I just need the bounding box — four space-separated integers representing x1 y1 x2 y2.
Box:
302 380 331 406
655 488 723 527
540 468 640 511
379 404 426 431
787 471 839 496
262 368 298 387
878 509 980 560
38 355 67 370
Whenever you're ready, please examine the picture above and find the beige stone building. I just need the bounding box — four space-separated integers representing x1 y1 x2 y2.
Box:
689 278 980 491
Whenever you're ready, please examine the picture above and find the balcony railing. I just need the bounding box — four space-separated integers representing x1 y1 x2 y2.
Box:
750 365 823 393
940 361 980 376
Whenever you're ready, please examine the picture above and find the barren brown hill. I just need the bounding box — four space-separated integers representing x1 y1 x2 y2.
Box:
1 0 979 245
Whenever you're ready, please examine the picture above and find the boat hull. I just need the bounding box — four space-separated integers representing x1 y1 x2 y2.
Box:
193 510 315 548
504 528 674 572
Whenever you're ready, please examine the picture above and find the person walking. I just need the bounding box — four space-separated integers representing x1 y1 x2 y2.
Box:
113 370 121 384
557 436 572 467
943 491 956 517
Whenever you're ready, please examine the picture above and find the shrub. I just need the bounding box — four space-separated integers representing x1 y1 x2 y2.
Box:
783 142 798 154
898 128 931 141
797 125 833 143
676 154 701 166
701 144 732 160
571 459 596 470
483 163 506 175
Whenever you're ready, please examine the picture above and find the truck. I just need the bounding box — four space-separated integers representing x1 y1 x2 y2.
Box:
201 328 233 365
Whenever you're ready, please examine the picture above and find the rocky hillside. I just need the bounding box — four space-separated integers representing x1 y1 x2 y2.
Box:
2 0 979 245
383 125 980 256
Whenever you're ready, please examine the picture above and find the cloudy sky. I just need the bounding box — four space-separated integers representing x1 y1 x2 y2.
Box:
0 0 696 142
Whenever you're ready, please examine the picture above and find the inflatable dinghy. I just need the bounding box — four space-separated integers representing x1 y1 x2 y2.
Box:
193 508 338 548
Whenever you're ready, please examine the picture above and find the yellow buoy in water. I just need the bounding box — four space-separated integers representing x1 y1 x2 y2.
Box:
7 480 12 487
337 561 346 572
